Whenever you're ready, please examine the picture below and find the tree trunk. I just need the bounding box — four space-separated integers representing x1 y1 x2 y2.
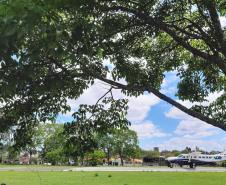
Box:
80 156 84 166
29 150 32 165
119 153 124 166
107 149 110 166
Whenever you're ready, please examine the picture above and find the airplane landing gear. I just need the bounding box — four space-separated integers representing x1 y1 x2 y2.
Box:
189 163 196 168
167 163 174 168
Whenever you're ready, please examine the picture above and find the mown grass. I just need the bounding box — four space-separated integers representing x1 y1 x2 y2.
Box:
0 171 226 185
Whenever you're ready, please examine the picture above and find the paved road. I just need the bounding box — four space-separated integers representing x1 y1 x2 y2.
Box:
0 166 74 172
0 166 226 172
70 166 226 172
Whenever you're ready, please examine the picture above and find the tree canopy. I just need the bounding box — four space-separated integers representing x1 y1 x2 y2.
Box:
0 0 226 143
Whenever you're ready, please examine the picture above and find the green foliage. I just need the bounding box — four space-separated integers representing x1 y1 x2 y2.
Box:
191 92 226 123
141 150 160 158
43 124 67 165
85 150 105 166
0 0 226 144
96 133 115 165
69 97 130 134
111 129 140 165
64 97 130 162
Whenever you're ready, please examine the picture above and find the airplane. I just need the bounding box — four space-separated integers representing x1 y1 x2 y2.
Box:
166 151 226 168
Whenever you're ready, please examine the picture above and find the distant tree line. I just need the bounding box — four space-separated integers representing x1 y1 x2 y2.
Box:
1 122 223 166
0 123 141 166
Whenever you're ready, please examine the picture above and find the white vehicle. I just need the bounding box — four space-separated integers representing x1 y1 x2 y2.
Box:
166 151 226 168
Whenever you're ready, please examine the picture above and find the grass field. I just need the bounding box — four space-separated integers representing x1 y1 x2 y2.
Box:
0 171 226 185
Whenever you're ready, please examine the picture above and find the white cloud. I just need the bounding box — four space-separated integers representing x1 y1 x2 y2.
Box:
165 91 223 121
163 92 225 151
165 99 218 139
64 80 160 123
159 137 224 151
63 79 165 139
130 121 169 138
161 71 178 88
161 71 179 95
64 81 109 116
103 59 114 70
220 16 226 28
127 94 160 122
165 100 192 120
174 119 218 138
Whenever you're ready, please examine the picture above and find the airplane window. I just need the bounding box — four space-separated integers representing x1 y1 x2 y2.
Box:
202 156 205 158
199 156 201 158
194 156 196 158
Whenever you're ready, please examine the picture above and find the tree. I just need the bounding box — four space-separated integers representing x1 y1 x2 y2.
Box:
97 130 141 166
63 96 130 165
112 129 140 166
21 124 46 163
43 124 67 165
0 129 16 163
85 150 105 166
181 147 192 154
141 150 160 158
97 134 115 165
0 0 226 144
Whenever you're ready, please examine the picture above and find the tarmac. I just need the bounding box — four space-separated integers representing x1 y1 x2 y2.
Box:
1 166 226 172
70 166 226 172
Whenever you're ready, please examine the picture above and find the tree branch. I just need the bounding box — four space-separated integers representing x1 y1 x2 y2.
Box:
206 1 226 57
87 87 113 120
107 5 226 75
96 76 226 131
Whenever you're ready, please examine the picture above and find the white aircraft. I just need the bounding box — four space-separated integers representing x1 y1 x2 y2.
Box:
166 151 226 168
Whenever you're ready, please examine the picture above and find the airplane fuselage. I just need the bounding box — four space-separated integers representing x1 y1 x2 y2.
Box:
166 152 226 168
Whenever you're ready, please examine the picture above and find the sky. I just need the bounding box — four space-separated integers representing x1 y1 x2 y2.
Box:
57 70 226 152
56 17 226 152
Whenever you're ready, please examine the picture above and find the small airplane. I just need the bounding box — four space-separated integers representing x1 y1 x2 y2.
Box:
166 151 226 168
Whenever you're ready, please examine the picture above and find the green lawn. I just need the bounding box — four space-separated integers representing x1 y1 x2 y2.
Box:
0 172 226 185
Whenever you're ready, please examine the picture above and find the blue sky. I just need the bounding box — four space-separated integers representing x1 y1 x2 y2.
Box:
57 16 226 152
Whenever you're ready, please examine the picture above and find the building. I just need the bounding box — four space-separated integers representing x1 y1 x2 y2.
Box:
153 147 159 152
